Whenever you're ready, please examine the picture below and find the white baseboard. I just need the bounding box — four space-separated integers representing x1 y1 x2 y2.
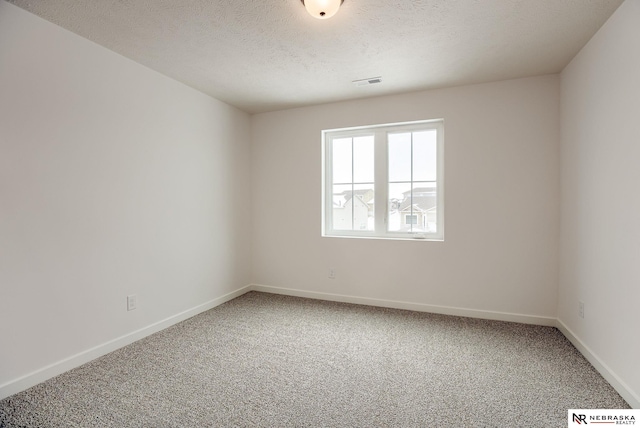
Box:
0 285 253 401
249 284 557 326
556 319 639 409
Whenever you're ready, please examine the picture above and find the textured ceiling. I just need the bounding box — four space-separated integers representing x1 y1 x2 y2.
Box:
8 0 624 113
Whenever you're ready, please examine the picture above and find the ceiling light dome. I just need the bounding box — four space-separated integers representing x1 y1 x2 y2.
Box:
301 0 344 19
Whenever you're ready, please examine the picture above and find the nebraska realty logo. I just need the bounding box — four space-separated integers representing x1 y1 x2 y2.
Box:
569 409 638 426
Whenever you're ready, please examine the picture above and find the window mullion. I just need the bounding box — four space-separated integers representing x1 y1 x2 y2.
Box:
324 135 333 234
351 137 355 231
410 131 414 233
436 123 444 238
374 130 387 234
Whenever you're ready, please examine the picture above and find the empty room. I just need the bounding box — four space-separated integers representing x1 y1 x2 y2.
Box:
1 0 638 426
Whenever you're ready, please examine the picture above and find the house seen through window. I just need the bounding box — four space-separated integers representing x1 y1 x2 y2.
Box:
323 119 444 240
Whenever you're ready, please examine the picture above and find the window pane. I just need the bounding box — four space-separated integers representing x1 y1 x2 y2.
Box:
332 184 374 231
332 138 352 184
353 136 374 183
388 132 411 182
354 184 375 231
332 184 353 230
388 182 411 232
413 130 437 182
411 183 437 233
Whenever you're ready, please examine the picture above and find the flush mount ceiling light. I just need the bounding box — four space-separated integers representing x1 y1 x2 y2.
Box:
301 0 344 19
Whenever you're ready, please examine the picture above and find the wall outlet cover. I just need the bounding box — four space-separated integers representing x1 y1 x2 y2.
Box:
127 295 137 311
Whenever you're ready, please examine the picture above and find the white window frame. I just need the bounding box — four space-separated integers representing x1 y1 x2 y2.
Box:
322 119 444 241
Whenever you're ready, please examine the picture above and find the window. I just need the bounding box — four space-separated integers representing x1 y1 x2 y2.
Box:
322 119 444 240
405 214 418 225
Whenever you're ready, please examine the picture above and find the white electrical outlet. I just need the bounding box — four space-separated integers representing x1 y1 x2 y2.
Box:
579 301 584 319
127 294 137 311
328 268 336 279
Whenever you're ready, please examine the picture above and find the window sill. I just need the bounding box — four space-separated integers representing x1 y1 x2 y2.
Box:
321 234 444 242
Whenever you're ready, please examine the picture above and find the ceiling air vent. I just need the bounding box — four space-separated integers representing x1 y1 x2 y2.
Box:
353 77 382 87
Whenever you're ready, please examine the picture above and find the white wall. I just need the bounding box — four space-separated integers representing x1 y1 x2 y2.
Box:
0 1 251 397
251 75 560 322
559 0 640 407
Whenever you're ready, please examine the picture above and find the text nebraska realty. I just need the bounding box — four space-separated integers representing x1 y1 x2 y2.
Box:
577 414 636 425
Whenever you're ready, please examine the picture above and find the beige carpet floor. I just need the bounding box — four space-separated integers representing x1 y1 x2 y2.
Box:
0 291 629 427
